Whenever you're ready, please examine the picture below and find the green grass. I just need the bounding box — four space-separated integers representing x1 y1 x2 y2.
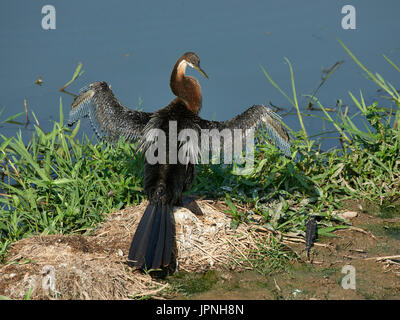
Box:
0 105 146 260
247 235 296 275
0 41 399 278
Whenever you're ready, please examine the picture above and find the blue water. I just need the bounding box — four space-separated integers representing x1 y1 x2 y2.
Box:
0 0 399 150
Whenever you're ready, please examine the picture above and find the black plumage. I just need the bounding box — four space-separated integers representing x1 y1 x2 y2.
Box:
305 218 318 259
68 52 292 270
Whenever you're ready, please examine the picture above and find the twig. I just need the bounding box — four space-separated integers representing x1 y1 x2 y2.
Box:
349 248 367 254
133 283 169 298
364 255 400 261
224 236 254 268
273 278 281 292
281 235 331 249
187 239 225 264
337 226 377 240
7 159 24 186
0 193 11 198
343 255 360 260
24 99 30 127
60 89 77 98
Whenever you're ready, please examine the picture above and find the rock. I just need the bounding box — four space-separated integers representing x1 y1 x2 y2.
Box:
333 210 358 220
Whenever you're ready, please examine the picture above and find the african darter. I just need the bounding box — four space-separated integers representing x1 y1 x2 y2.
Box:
68 52 291 270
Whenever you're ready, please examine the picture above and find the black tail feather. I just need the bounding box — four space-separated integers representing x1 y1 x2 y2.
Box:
163 206 173 266
145 204 162 266
128 202 173 270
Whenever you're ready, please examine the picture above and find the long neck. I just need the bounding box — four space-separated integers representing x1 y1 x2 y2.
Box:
170 59 202 114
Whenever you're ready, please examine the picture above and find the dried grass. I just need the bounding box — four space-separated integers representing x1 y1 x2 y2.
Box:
0 200 268 300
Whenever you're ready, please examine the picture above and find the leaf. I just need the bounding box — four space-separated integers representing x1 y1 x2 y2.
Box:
224 195 237 214
1 112 24 126
318 225 348 237
71 62 83 82
52 178 75 185
60 62 84 91
9 139 50 182
24 287 33 300
0 137 13 152
230 219 239 230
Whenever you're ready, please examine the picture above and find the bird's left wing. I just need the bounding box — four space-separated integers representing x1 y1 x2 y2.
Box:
196 104 291 157
68 81 152 142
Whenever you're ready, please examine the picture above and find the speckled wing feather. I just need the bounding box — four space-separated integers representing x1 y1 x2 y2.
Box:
68 81 152 142
196 105 291 157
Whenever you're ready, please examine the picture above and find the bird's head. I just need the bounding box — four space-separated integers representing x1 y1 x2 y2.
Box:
180 52 208 79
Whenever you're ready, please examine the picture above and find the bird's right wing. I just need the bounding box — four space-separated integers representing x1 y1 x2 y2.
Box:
68 81 152 142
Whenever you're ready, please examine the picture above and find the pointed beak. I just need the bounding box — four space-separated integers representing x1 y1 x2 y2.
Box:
194 66 209 79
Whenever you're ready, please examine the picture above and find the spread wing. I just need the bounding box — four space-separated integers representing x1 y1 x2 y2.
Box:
196 105 291 157
68 81 152 142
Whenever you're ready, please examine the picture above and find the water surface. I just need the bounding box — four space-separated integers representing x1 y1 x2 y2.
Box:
1 0 399 149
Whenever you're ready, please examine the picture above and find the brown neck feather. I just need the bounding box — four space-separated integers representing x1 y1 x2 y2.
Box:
170 58 202 114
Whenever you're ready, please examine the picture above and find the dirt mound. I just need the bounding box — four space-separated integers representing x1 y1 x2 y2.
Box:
0 200 261 300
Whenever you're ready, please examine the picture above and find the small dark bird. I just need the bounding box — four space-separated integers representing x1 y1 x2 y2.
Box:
68 52 292 271
305 217 318 260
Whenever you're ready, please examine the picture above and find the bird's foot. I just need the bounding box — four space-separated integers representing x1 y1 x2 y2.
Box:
181 196 203 216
